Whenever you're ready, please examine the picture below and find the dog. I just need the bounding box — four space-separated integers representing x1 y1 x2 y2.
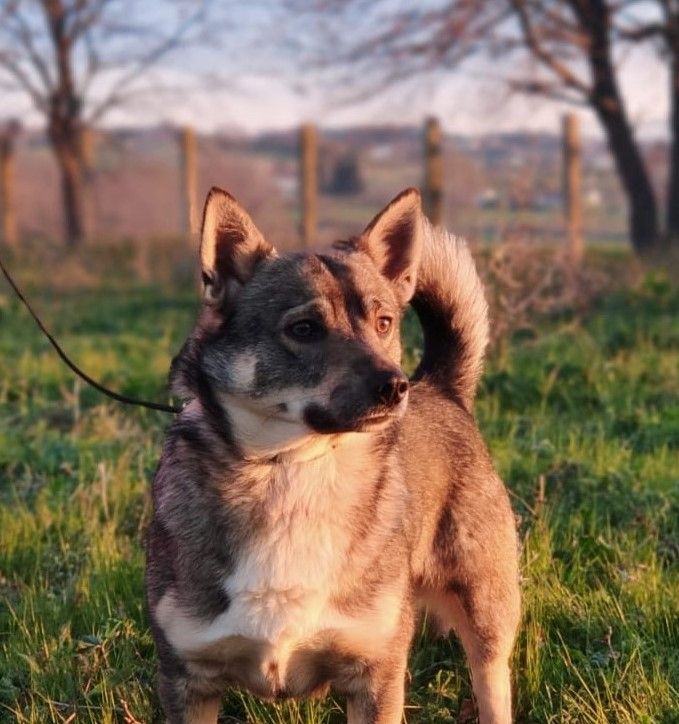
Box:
145 187 521 724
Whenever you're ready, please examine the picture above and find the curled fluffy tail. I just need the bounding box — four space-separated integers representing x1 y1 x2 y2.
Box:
411 219 489 412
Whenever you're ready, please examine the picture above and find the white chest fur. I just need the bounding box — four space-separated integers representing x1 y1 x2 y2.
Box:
221 446 356 643
155 435 404 674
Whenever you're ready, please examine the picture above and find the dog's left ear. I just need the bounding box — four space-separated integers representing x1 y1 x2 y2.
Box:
199 187 276 305
357 188 423 305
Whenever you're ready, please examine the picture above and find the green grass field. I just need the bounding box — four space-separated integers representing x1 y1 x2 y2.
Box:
1 246 678 723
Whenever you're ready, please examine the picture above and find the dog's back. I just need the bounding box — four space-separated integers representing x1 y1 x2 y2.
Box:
146 189 520 724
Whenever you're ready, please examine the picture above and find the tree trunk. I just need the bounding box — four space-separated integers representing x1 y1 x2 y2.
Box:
42 0 86 247
594 100 659 255
666 43 679 245
574 0 660 255
55 143 86 247
48 103 86 247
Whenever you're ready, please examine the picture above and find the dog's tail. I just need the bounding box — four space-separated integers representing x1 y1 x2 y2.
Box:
411 218 489 412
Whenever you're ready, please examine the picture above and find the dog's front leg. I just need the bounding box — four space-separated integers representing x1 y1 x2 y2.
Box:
158 671 221 724
345 656 408 724
184 696 221 724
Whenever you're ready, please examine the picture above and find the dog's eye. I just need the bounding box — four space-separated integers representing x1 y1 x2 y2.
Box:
376 316 393 335
285 319 325 342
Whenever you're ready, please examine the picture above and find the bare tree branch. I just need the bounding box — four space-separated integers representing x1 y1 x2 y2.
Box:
510 0 591 97
0 0 232 246
0 48 49 110
291 0 669 252
507 78 591 105
86 2 208 122
4 3 55 93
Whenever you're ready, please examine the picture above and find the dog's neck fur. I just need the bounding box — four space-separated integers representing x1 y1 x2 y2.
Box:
185 393 400 467
221 393 339 463
170 399 407 587
181 397 397 478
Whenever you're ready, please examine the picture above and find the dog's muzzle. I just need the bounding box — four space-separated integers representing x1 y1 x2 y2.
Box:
303 367 409 434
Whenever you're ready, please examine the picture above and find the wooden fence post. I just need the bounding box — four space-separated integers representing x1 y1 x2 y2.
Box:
81 125 97 241
299 123 317 247
423 116 443 226
179 125 199 239
0 123 19 247
563 113 583 264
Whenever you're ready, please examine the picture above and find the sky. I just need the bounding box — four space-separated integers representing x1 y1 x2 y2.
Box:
0 2 669 140
96 45 670 140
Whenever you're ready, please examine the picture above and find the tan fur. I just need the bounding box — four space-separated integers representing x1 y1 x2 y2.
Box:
146 188 520 724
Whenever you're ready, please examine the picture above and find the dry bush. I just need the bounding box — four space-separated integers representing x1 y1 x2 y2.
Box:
476 238 640 346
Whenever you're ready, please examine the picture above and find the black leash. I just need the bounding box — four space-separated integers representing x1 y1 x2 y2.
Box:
0 254 182 415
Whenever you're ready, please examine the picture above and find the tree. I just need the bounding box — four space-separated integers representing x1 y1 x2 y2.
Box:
308 0 677 257
0 0 214 246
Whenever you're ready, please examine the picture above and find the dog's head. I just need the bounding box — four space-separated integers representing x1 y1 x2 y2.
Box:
172 187 422 455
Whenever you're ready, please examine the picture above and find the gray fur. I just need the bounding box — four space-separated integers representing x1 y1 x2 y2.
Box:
146 187 520 724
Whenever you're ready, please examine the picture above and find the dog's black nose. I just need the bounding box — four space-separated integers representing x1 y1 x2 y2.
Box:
376 373 409 406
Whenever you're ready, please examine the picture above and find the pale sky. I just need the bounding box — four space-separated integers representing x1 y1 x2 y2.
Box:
1 7 669 141
105 44 669 140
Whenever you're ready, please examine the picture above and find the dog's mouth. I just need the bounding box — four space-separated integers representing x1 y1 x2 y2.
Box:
357 409 397 425
303 401 405 434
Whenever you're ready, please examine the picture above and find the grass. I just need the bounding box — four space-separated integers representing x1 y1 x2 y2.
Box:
1 245 678 723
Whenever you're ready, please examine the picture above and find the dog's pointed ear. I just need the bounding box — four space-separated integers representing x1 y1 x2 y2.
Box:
357 188 423 305
199 187 276 304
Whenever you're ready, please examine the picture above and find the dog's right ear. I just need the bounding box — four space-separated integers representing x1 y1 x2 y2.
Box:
355 187 422 306
199 187 276 305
